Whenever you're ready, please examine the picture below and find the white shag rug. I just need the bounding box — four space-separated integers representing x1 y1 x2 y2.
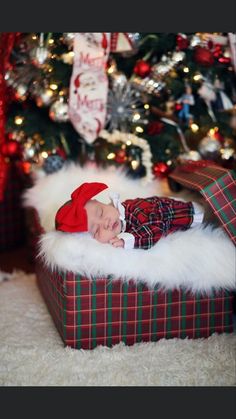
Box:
24 163 236 293
0 270 235 386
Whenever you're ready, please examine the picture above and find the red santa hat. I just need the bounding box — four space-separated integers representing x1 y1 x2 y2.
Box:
55 182 108 233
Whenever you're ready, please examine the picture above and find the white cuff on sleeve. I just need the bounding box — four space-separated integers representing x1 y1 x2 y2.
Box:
191 201 204 227
118 232 135 250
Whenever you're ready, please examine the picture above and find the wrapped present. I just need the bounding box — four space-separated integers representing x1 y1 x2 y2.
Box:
0 162 28 251
168 162 236 245
30 209 234 350
36 255 233 350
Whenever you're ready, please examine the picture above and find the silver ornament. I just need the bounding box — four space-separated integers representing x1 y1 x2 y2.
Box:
49 98 69 123
30 46 51 67
106 83 144 131
198 135 221 158
131 75 165 97
15 83 28 100
171 51 186 63
32 83 55 107
190 34 202 48
110 71 128 90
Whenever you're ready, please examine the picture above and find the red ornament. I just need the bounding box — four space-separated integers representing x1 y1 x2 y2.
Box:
0 140 22 159
176 34 189 50
193 47 214 66
153 162 170 178
147 121 164 135
218 56 231 64
133 60 151 78
115 149 127 164
213 44 222 58
175 103 183 112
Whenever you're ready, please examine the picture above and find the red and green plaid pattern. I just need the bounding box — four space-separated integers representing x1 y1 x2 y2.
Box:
169 164 236 245
0 162 27 251
36 259 234 350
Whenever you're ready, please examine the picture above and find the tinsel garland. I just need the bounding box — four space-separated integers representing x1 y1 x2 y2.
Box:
99 129 154 185
0 32 20 200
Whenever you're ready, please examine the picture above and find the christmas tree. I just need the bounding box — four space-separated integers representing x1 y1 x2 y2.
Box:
1 32 236 185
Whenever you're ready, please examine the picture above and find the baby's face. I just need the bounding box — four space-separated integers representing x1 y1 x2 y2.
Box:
85 199 122 243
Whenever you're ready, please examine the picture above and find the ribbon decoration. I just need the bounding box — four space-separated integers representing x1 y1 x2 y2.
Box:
0 32 20 201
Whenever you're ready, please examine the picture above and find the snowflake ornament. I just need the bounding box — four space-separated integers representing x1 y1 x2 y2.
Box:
106 82 145 132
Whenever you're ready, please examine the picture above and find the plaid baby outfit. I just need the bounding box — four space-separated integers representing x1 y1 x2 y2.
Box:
110 194 204 250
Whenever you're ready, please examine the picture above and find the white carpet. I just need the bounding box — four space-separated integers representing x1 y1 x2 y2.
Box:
0 270 235 386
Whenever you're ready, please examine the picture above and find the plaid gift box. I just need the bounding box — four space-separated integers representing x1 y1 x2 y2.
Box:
0 162 27 251
31 210 234 350
168 162 236 245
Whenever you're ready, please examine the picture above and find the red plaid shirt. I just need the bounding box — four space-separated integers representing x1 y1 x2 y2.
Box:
122 197 194 249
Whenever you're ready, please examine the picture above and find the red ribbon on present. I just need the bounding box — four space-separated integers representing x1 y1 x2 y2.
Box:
0 32 20 201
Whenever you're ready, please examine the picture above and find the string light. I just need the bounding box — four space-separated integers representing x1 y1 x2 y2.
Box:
183 67 189 73
49 83 58 91
107 152 115 160
131 160 139 169
41 151 48 158
191 123 199 132
126 140 132 146
14 116 24 125
193 73 202 81
132 113 141 121
144 104 149 109
135 126 144 133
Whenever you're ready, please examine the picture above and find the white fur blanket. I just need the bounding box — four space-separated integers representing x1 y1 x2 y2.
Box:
23 163 236 293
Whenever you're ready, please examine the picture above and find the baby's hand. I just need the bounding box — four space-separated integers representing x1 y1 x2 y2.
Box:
109 237 124 248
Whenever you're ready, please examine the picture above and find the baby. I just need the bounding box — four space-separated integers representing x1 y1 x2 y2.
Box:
55 182 204 250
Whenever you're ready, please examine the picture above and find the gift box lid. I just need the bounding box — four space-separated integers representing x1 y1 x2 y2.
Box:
169 162 236 245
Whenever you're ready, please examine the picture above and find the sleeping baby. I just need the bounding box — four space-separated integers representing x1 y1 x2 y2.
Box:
55 182 204 250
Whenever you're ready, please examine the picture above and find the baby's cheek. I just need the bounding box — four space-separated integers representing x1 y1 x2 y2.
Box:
98 229 116 243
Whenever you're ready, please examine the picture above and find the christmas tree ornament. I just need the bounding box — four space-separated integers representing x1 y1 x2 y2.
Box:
198 80 217 121
32 82 55 107
131 75 165 97
193 46 214 66
43 154 65 174
68 33 111 144
153 161 170 178
176 33 189 50
29 33 52 68
115 149 127 163
171 51 186 63
106 82 144 132
133 60 151 78
190 34 202 48
198 134 221 159
213 77 233 111
151 56 174 77
110 33 140 54
49 97 69 123
176 84 195 124
14 83 28 101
